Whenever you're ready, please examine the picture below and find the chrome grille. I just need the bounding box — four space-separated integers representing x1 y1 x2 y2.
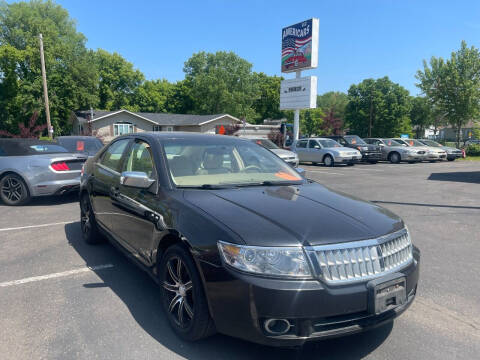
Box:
306 230 413 284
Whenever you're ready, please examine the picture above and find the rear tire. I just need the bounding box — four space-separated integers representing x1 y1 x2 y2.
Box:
0 173 30 206
368 161 378 164
447 158 455 162
159 244 215 341
388 152 401 164
80 193 103 244
323 155 334 167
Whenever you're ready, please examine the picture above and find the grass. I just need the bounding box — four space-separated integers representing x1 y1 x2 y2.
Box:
459 156 480 161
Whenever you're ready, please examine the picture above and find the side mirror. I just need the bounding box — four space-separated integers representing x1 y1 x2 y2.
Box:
378 143 385 147
120 171 155 189
296 167 306 176
313 145 320 149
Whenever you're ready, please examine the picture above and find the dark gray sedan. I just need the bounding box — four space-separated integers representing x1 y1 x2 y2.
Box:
0 139 87 205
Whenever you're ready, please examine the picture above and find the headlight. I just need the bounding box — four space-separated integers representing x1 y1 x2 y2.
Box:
407 149 416 154
217 241 312 278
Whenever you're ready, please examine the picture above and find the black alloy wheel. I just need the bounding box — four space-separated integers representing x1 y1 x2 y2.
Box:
80 194 102 244
163 256 195 328
160 245 215 341
0 174 29 205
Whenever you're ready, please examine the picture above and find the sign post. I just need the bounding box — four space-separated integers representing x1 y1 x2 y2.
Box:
280 18 319 141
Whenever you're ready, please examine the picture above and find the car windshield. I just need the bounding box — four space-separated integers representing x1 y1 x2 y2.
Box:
163 138 303 187
318 139 341 148
382 139 403 146
250 139 279 150
344 135 366 145
402 139 425 147
420 140 442 147
58 137 103 155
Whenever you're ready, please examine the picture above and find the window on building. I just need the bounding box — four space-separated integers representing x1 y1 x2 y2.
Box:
166 126 174 132
114 123 134 136
153 125 162 132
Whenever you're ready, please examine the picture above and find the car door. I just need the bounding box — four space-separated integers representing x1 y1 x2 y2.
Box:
294 140 309 162
91 138 131 229
374 140 388 159
308 139 322 162
111 138 160 264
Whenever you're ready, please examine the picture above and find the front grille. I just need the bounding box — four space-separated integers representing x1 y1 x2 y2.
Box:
417 151 426 154
306 229 413 284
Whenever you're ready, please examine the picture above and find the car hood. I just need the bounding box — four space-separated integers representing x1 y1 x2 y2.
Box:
183 182 403 247
270 148 297 158
441 146 461 152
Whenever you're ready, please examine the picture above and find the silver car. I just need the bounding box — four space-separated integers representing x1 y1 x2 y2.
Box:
0 139 87 205
364 138 426 163
418 139 462 161
247 138 299 167
393 138 445 162
292 138 362 166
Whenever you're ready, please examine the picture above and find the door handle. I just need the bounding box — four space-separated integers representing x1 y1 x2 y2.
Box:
110 186 120 198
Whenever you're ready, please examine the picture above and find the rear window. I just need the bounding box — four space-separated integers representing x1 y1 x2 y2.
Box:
0 140 68 156
57 137 103 156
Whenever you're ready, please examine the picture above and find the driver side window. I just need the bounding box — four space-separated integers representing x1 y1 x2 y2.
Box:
308 140 320 149
123 140 155 179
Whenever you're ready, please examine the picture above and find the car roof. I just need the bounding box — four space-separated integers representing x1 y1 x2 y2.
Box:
114 132 252 144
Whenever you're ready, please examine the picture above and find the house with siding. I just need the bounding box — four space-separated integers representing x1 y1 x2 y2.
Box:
71 109 243 142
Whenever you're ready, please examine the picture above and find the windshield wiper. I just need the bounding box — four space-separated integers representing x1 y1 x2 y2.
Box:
177 184 232 189
232 180 302 187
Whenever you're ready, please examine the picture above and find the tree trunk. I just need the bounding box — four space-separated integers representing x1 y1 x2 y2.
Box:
456 124 461 148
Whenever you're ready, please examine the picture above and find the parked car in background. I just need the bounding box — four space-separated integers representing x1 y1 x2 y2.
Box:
417 139 461 161
246 138 299 167
56 136 104 157
0 139 87 205
325 135 382 164
364 138 426 163
465 139 480 146
393 138 445 162
79 132 419 346
292 138 362 166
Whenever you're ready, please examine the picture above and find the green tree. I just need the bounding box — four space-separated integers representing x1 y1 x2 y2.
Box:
317 91 348 135
410 96 434 138
0 0 98 135
183 51 259 120
345 77 412 138
132 79 173 113
95 49 144 111
165 80 194 114
416 41 480 147
251 72 283 123
300 108 324 137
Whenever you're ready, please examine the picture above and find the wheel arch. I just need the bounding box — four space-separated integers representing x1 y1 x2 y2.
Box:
0 170 32 197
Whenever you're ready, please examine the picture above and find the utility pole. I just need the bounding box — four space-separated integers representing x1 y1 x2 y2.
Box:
293 70 301 141
39 34 53 139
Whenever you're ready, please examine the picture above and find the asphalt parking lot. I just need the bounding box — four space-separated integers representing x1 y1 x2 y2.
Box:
0 160 479 359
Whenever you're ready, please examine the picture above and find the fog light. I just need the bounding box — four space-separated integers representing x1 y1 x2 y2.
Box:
264 318 291 335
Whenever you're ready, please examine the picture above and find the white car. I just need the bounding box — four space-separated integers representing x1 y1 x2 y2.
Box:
246 138 299 167
291 138 362 166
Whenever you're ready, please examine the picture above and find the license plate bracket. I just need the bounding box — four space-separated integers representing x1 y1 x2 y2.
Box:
367 273 407 315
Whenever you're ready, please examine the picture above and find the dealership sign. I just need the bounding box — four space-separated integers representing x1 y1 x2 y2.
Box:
280 76 317 110
281 18 319 73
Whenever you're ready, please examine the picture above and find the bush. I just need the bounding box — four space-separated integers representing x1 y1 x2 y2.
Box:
465 144 480 156
38 136 53 141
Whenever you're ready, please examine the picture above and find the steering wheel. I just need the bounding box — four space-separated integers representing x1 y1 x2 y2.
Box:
243 165 262 173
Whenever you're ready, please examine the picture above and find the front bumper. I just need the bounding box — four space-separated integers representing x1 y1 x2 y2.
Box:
401 153 425 162
200 247 420 347
334 155 362 164
361 151 382 161
425 153 447 160
447 152 463 159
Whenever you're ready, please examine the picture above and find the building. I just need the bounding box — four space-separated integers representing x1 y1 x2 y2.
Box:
71 109 243 142
437 120 479 141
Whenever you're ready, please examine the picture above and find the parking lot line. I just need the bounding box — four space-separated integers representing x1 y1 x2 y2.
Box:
0 221 75 232
0 264 114 288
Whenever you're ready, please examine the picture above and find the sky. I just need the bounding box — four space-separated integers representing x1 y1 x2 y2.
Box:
53 0 480 96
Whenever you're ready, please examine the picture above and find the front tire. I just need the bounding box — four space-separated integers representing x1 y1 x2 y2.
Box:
389 152 401 164
159 244 215 341
447 158 455 162
80 193 103 244
323 155 334 167
0 174 30 206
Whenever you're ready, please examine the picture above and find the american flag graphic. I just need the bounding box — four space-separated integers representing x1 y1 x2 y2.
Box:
282 36 312 58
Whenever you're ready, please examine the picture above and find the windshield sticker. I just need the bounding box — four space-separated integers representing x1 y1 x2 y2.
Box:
274 171 301 181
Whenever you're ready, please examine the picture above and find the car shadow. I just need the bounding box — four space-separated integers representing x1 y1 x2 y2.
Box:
64 222 392 360
428 171 480 184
